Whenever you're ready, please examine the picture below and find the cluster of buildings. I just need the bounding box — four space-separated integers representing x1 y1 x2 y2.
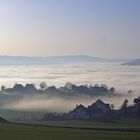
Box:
67 99 112 120
67 98 140 120
42 97 140 121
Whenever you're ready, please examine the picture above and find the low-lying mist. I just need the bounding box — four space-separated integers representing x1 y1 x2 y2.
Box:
0 63 139 120
0 93 135 113
0 86 137 121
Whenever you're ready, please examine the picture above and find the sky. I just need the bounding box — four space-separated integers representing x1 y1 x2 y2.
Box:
0 0 140 58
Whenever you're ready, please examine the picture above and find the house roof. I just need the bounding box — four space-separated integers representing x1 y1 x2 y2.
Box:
71 104 89 113
91 99 109 106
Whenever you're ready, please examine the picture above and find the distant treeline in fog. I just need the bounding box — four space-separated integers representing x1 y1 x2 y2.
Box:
1 82 117 97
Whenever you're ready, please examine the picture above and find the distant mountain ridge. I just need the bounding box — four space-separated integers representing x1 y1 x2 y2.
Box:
0 55 128 65
122 58 140 66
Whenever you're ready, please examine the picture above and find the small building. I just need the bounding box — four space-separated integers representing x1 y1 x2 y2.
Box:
67 104 89 120
88 99 111 114
121 106 137 117
134 97 140 117
67 99 112 120
120 97 140 117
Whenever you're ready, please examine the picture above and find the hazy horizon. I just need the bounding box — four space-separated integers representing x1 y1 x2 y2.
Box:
0 54 133 59
0 0 140 58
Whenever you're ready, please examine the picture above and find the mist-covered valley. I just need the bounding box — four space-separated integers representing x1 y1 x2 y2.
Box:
0 62 140 121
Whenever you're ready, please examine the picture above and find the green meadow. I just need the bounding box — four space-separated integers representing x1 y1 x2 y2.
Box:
1 119 140 140
41 118 140 129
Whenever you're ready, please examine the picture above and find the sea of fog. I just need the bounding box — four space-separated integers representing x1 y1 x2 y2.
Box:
0 63 140 120
0 63 140 93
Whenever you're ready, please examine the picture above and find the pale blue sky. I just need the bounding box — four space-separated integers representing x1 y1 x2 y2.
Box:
0 0 140 58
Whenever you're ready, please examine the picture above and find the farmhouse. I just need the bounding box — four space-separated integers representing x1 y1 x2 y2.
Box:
134 97 140 117
67 104 89 120
88 99 111 113
67 99 111 120
120 97 140 117
42 98 140 121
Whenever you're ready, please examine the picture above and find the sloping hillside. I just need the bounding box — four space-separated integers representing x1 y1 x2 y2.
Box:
0 116 7 122
123 59 140 66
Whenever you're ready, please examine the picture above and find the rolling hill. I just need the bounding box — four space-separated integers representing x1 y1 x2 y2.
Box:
0 116 7 122
122 59 140 66
0 55 127 65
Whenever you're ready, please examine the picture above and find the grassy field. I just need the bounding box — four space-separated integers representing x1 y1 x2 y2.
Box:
20 118 140 130
0 121 140 140
40 118 140 129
